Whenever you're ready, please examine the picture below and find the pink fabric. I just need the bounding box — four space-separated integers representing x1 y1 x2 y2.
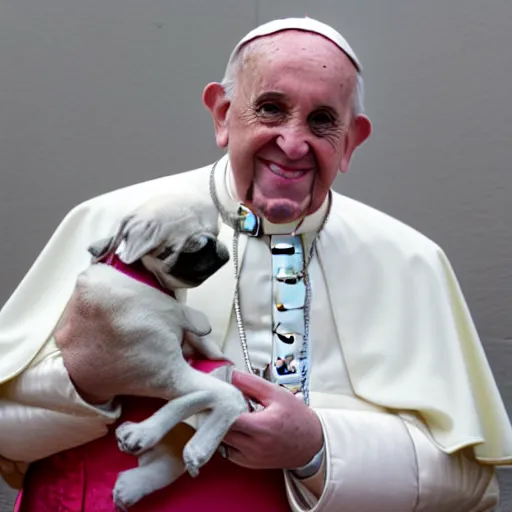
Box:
102 253 173 296
188 358 231 373
16 359 289 511
13 492 21 512
16 397 289 511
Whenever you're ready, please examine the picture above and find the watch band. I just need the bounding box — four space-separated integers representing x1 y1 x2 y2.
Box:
290 443 325 479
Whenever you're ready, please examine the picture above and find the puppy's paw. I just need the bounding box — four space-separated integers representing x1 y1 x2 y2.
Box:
116 421 160 455
181 305 212 337
183 444 209 478
113 470 147 510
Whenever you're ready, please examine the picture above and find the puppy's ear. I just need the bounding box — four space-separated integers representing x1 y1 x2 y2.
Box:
87 237 116 261
118 216 162 264
87 214 134 263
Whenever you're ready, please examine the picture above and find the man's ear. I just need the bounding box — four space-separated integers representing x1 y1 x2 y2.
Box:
202 82 230 148
340 114 372 173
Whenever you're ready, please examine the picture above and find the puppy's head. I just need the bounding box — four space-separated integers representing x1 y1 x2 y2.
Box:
88 193 229 289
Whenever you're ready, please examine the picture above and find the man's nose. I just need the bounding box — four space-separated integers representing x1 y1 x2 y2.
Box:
275 125 310 160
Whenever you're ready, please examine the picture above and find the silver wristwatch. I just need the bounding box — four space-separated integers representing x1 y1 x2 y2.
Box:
290 443 325 479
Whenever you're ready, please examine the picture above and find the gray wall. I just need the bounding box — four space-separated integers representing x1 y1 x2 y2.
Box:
1 0 511 510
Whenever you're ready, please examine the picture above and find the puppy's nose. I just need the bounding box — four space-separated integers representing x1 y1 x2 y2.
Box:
200 235 229 262
216 241 230 264
201 235 216 251
197 235 229 263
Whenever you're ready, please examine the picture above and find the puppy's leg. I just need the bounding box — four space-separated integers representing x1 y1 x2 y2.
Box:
185 332 225 360
116 390 216 456
183 388 247 476
113 443 185 510
209 365 263 412
179 304 212 337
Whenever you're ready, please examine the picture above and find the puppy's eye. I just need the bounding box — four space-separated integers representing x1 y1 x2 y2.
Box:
182 235 209 253
157 246 174 260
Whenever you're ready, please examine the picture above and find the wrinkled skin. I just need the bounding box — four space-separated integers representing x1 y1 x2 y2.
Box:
203 30 371 473
203 30 371 224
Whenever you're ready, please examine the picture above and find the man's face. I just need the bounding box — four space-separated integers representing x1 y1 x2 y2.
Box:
204 30 371 223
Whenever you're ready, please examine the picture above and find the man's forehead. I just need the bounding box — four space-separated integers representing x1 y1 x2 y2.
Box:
239 33 357 105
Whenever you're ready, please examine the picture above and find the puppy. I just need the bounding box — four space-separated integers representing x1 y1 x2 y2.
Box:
58 193 248 510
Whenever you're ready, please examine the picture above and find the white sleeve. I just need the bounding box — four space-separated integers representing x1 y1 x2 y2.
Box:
284 409 498 512
0 340 121 467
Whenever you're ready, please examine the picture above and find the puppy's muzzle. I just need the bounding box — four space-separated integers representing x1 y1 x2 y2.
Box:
172 236 229 285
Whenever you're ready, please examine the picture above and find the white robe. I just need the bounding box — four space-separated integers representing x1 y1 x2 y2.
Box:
0 154 509 510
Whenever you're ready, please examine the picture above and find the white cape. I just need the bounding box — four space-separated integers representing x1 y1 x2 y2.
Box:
1 156 511 465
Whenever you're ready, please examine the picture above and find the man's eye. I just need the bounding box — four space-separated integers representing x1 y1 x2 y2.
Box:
257 103 282 116
309 111 335 126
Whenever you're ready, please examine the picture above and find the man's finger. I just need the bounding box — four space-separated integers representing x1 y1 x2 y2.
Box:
231 370 280 406
223 448 255 469
223 429 253 449
229 410 271 435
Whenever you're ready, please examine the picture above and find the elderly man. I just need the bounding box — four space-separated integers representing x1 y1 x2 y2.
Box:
1 16 511 512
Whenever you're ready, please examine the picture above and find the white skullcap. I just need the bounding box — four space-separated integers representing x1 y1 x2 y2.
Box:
226 17 362 73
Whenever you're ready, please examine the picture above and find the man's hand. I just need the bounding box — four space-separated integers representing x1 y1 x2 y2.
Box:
222 370 324 470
